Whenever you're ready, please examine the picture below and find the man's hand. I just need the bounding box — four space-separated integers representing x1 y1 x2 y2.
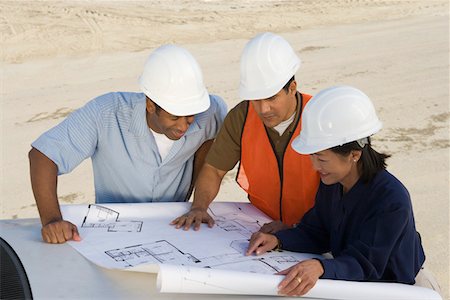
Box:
171 207 215 231
259 221 290 234
246 231 278 256
173 163 226 231
277 259 324 296
41 220 81 244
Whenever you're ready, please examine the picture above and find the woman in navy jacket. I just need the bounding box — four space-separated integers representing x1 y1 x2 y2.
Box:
246 86 428 296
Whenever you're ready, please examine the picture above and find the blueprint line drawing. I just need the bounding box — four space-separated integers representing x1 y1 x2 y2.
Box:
208 203 264 238
105 240 200 268
102 237 302 273
66 202 319 273
81 204 143 232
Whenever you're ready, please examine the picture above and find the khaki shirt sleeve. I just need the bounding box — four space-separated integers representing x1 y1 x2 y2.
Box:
205 101 248 172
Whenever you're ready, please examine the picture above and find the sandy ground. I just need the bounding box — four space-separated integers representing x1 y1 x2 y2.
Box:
1 0 449 298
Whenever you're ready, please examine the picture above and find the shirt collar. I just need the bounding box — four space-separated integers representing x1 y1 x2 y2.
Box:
129 94 148 137
287 92 303 134
184 117 200 136
267 91 302 135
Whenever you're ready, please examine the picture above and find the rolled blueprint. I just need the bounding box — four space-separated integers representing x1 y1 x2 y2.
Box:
157 264 442 300
157 264 282 295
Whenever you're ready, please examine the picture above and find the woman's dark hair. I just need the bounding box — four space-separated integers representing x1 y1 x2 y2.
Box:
331 137 390 183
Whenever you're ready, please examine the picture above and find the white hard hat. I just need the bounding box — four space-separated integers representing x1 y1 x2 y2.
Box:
239 32 301 100
292 86 382 154
139 45 210 116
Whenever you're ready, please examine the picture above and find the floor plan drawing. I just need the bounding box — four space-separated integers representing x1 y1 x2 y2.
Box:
63 202 320 273
105 240 200 268
81 204 143 232
102 237 287 272
208 203 264 237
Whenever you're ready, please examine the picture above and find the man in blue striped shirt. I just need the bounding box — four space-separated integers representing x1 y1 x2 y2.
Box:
29 45 227 244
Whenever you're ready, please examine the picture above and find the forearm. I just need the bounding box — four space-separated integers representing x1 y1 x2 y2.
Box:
192 140 214 185
275 226 330 254
191 163 226 210
29 148 62 226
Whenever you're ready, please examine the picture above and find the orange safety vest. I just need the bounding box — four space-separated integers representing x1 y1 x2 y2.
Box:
236 93 320 226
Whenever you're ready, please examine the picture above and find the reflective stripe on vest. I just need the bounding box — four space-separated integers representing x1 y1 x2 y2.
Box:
236 93 320 226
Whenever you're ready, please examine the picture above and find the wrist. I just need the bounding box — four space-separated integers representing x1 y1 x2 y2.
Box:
42 217 63 226
190 206 208 212
274 237 283 251
312 258 325 277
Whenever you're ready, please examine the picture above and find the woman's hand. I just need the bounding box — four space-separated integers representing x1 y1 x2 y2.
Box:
245 231 278 256
277 259 324 296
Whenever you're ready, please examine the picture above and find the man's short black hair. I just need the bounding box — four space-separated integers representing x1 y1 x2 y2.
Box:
153 101 162 113
282 76 295 94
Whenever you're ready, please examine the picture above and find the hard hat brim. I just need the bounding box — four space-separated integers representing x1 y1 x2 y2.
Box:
291 121 382 155
239 61 300 100
141 85 211 116
291 135 328 155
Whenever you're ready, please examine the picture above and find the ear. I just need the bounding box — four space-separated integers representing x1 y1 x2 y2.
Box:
146 98 156 114
350 150 362 163
289 80 297 95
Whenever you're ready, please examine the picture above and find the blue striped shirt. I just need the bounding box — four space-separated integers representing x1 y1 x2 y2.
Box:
32 92 227 203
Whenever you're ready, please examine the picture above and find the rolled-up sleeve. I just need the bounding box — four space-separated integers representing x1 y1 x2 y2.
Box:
31 99 101 175
205 95 228 140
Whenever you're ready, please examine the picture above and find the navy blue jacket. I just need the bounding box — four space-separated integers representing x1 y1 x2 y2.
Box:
275 170 425 284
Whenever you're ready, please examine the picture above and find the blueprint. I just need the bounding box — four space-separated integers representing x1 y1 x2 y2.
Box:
62 202 319 273
61 203 441 300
